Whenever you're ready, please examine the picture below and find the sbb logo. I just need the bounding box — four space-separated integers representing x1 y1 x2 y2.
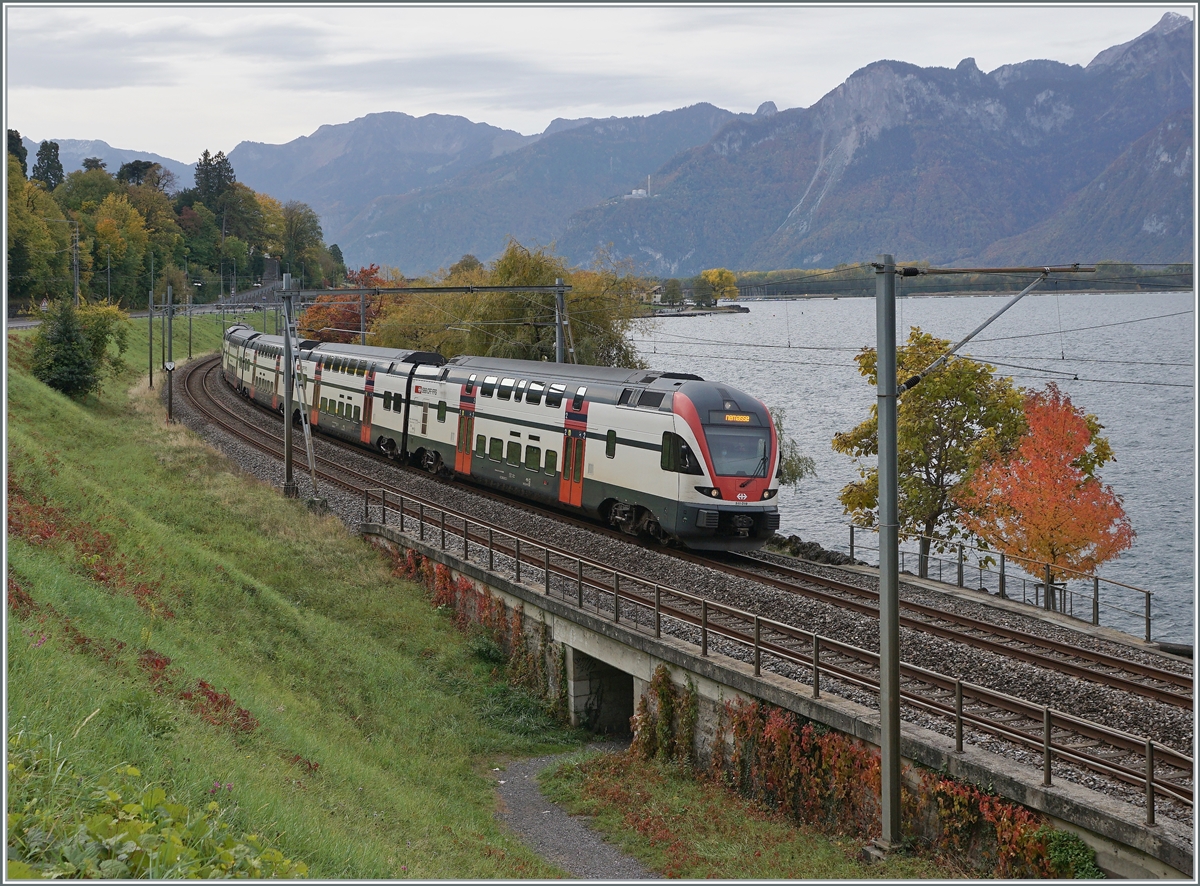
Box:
736 492 748 501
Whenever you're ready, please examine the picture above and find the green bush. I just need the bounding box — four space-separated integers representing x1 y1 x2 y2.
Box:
6 726 307 879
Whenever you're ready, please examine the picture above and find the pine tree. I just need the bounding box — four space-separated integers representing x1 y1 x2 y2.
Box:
31 140 64 190
31 299 99 398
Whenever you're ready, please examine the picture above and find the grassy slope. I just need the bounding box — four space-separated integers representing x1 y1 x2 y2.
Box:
7 315 578 878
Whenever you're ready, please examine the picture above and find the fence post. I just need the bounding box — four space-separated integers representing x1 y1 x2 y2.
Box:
419 503 425 541
544 547 550 594
381 490 387 526
955 680 963 753
1145 738 1156 826
488 529 494 570
1043 707 1052 785
463 518 469 558
957 543 964 587
577 560 584 607
654 585 661 638
1044 562 1053 611
1092 577 1099 626
1145 593 1152 643
515 538 521 583
754 616 761 676
812 634 820 698
998 552 1006 598
363 488 369 522
849 525 855 562
613 572 620 622
701 601 708 656
440 511 446 549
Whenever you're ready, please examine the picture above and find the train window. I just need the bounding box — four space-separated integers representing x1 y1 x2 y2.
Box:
506 441 521 465
546 384 566 408
544 450 557 475
353 405 361 421
320 397 328 412
525 446 541 471
465 374 477 394
638 391 665 409
606 430 617 458
526 381 544 405
618 389 633 406
384 391 393 411
481 376 498 397
660 432 704 475
572 386 587 411
498 378 514 400
437 401 447 423
489 438 503 461
573 439 584 482
514 379 527 402
476 434 487 456
337 401 344 417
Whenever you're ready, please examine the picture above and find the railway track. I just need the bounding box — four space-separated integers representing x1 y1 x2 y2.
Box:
181 354 1194 819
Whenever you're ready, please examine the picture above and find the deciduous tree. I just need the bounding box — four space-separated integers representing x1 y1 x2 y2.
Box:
700 267 738 302
81 157 107 172
663 278 682 305
955 383 1133 581
832 327 1025 577
770 407 816 493
8 128 28 177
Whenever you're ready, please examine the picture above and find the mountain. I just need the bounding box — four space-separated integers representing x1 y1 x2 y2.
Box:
332 103 749 273
557 12 1193 274
228 112 542 237
20 137 194 186
975 109 1193 265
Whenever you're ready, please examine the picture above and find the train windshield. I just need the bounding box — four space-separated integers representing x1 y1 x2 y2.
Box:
704 427 770 477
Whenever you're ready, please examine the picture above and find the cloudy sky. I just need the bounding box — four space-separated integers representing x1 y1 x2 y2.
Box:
5 4 1194 163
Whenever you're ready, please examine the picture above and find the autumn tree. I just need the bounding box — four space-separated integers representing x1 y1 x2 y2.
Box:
7 154 72 308
832 327 1025 578
770 407 816 493
662 278 682 306
31 140 64 190
700 267 738 302
956 383 1134 582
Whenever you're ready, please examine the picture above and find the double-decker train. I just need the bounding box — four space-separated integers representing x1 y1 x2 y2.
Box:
221 325 781 550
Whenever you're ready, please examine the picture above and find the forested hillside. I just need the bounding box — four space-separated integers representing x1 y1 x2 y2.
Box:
6 138 343 313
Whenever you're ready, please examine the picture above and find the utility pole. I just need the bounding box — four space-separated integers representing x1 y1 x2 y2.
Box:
554 277 566 363
165 285 175 422
875 254 901 851
282 273 297 498
148 251 154 389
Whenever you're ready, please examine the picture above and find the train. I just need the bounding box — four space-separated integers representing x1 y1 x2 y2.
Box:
221 324 781 551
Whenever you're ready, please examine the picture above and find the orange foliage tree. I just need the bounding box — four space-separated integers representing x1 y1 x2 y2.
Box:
956 383 1134 580
298 265 398 342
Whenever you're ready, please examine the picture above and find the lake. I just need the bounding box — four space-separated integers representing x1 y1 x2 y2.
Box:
630 291 1195 644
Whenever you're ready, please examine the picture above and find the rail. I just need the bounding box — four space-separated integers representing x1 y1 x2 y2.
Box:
363 488 1192 820
846 524 1156 642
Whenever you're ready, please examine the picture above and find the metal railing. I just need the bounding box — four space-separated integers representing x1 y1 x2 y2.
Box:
847 524 1155 642
362 488 1191 821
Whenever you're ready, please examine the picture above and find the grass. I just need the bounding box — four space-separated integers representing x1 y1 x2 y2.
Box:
9 313 960 879
540 750 964 879
7 317 584 878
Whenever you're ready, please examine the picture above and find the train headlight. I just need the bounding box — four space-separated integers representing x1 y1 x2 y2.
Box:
761 488 777 500
694 486 722 499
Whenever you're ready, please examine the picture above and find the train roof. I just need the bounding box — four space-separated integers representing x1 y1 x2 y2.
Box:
445 355 702 387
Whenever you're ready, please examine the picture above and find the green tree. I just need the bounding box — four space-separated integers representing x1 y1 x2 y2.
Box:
116 159 156 185
31 298 98 398
7 154 71 308
831 327 1025 577
31 140 64 190
81 157 106 172
663 278 682 306
769 407 816 493
193 149 235 206
8 128 27 177
52 168 121 214
86 193 149 306
691 275 714 307
281 200 324 280
700 267 738 302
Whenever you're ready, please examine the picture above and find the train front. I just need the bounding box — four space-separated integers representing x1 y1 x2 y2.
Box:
666 381 782 550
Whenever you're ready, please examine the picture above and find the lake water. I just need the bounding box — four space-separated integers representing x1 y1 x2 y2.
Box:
630 292 1195 644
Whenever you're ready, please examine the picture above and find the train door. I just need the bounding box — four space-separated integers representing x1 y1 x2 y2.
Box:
455 377 477 475
420 402 429 437
557 388 589 508
360 367 376 444
309 359 323 427
271 352 282 412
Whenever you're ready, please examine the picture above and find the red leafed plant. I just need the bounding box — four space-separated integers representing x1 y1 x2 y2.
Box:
957 383 1134 581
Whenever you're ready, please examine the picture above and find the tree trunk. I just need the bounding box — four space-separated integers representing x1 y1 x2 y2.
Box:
919 535 931 579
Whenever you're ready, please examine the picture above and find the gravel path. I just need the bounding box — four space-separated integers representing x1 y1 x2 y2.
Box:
493 742 658 880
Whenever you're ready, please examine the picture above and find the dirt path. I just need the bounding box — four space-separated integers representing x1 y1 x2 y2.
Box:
493 744 658 880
